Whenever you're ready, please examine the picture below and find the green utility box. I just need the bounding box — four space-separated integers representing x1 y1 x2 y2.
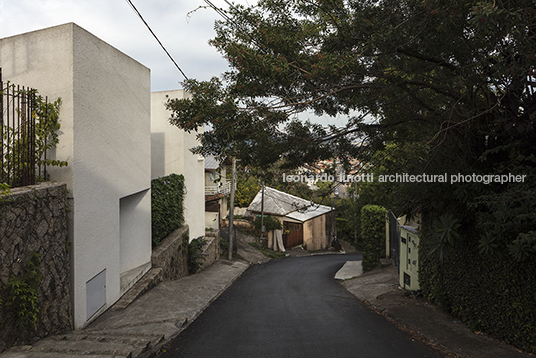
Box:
399 225 420 291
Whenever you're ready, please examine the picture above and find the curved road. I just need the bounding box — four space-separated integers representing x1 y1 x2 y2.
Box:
154 254 442 358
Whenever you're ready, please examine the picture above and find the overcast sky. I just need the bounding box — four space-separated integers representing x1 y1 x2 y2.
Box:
0 0 254 91
0 0 348 127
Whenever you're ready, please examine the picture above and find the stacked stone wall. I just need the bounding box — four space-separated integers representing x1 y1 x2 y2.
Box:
0 182 72 352
151 225 189 281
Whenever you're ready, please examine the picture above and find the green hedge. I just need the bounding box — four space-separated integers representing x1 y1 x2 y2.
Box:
151 174 185 247
361 205 386 272
420 229 536 354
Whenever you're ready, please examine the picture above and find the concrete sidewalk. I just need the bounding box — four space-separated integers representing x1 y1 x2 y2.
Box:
2 239 533 358
338 263 533 358
1 259 250 358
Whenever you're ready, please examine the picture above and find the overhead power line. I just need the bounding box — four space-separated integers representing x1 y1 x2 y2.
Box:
125 0 188 81
203 0 267 55
204 0 233 22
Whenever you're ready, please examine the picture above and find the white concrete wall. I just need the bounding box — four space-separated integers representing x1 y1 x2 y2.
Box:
1 23 152 328
151 90 205 240
205 212 219 231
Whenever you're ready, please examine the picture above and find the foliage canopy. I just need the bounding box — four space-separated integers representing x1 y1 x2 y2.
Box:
168 0 536 258
169 2 536 349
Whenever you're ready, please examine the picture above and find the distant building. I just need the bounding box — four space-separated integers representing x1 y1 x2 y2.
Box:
204 155 232 231
247 187 336 251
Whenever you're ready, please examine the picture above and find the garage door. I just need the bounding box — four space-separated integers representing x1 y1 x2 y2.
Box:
282 221 303 248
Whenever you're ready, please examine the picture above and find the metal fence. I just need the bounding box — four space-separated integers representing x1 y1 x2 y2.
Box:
387 211 401 275
205 181 234 196
1 79 49 188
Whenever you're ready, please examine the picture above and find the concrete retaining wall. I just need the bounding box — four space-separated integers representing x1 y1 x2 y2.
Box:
199 232 220 271
0 182 72 352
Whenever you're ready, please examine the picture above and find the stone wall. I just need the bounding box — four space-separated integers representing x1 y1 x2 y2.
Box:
151 225 189 281
221 218 255 231
199 231 220 271
0 182 72 353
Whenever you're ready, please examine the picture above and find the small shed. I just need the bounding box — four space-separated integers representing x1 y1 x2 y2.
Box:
247 187 336 251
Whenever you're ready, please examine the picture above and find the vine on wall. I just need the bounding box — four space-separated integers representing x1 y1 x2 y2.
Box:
0 252 42 337
1 83 66 187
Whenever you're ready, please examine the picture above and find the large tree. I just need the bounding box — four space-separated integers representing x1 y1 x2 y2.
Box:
168 0 536 257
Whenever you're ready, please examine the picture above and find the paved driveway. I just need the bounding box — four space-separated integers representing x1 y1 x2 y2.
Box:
153 254 443 358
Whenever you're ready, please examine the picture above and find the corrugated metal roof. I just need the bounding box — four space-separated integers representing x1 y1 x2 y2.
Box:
204 155 220 170
247 186 333 222
286 204 333 222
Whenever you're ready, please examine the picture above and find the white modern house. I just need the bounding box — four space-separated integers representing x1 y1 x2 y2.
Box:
151 90 205 240
0 23 152 328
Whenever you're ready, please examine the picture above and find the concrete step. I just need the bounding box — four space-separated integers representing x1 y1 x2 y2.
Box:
112 268 163 311
120 263 152 296
1 329 165 358
0 351 122 358
39 331 158 356
86 319 185 341
2 334 147 357
82 329 165 343
334 261 363 280
30 338 138 356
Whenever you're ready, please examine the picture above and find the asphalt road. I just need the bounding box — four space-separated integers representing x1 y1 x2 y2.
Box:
153 254 443 358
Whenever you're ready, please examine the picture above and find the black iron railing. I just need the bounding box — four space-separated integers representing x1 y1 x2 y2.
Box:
1 78 49 188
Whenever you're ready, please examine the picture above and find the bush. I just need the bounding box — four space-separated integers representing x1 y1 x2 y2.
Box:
188 237 207 274
361 205 386 272
234 174 260 207
253 215 282 232
1 252 41 337
332 197 362 249
151 174 185 247
420 225 536 354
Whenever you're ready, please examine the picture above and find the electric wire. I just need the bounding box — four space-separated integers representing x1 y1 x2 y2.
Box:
203 0 267 54
204 0 233 23
125 0 188 80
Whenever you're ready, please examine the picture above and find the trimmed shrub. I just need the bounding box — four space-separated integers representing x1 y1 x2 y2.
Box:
151 174 185 247
361 205 386 272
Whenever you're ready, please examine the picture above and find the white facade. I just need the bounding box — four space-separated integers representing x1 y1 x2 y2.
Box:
151 90 205 240
204 155 229 229
0 23 152 328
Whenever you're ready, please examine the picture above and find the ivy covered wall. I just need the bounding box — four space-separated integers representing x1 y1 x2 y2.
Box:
151 173 185 247
420 229 536 354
